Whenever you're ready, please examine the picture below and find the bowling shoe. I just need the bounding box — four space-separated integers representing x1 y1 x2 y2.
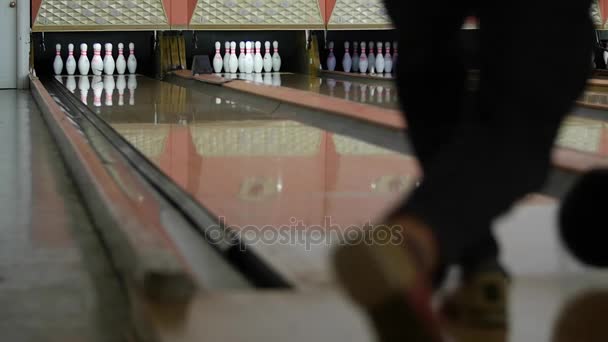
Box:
334 241 442 342
441 259 510 328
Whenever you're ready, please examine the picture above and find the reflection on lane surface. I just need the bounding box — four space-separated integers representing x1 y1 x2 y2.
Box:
58 76 608 229
61 75 420 231
238 73 400 110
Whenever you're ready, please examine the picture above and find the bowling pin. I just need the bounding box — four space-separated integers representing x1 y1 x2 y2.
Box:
375 42 385 74
78 76 90 105
53 44 64 75
342 41 352 72
368 41 376 74
392 41 398 73
104 75 115 106
352 42 360 73
128 74 137 105
254 41 263 73
116 75 126 106
91 75 103 107
66 44 77 75
66 76 76 93
359 42 368 74
245 41 254 74
103 43 115 75
116 43 127 75
272 41 282 72
229 41 238 73
238 42 246 73
603 49 608 68
78 43 90 76
91 43 104 76
213 41 223 73
326 41 336 71
223 41 231 73
263 41 273 72
384 42 393 74
127 42 137 74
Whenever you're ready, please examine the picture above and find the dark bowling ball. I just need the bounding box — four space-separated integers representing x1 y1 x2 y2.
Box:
559 169 608 267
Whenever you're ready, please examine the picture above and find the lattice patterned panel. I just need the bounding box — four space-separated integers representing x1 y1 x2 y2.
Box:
33 0 169 31
190 0 324 29
328 0 392 29
190 121 321 156
556 117 604 154
333 134 404 156
591 0 604 28
112 124 170 159
579 91 608 106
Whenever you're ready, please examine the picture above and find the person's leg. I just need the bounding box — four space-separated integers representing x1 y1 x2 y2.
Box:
335 1 472 341
401 0 593 266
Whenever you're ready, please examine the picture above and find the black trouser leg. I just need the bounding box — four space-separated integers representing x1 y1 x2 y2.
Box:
401 0 593 263
383 0 501 266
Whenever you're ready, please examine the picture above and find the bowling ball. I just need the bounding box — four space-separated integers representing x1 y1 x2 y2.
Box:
559 169 608 267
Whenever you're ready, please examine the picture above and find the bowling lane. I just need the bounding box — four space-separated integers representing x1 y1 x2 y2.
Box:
55 75 608 287
220 72 400 110
57 75 417 286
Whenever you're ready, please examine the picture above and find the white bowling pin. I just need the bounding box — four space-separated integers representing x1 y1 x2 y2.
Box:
229 41 238 73
116 43 127 75
91 75 103 107
78 76 90 105
359 42 368 74
384 42 393 74
91 43 104 76
104 75 115 106
53 44 64 75
603 50 608 67
272 41 282 72
223 41 231 73
263 41 273 72
127 42 137 74
66 76 77 93
342 41 352 72
128 74 137 105
238 42 246 73
66 44 77 75
245 41 254 74
375 42 385 74
103 43 115 75
352 42 360 73
78 43 90 76
213 41 223 73
116 75 126 106
368 41 376 74
254 41 263 73
392 41 398 73
326 41 336 71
